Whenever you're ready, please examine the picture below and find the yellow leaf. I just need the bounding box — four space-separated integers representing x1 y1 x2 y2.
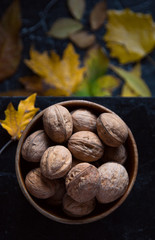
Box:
121 63 141 97
104 9 155 64
67 0 85 20
92 75 120 96
110 64 151 96
0 93 39 140
24 44 86 96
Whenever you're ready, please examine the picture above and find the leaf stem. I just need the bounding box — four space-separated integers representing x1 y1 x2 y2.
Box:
146 55 155 68
0 139 14 155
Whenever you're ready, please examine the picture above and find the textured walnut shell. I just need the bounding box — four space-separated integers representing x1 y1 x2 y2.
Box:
22 130 51 162
25 168 55 199
43 104 73 143
66 163 100 203
68 131 104 162
96 162 129 203
72 109 97 132
63 194 96 217
40 146 72 180
103 145 127 165
97 113 128 147
46 179 66 206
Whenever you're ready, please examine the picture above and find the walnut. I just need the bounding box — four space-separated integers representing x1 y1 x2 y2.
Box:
96 162 129 203
25 168 55 199
63 194 96 217
97 113 128 147
66 163 100 203
22 130 51 162
43 104 73 143
68 131 104 162
72 109 97 132
40 146 72 180
46 179 66 206
103 145 127 165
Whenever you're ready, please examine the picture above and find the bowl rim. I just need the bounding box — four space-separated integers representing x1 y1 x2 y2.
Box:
15 100 138 224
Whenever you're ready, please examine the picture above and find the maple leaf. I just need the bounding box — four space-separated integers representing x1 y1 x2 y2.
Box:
104 9 155 64
0 0 22 82
0 94 39 140
24 44 86 96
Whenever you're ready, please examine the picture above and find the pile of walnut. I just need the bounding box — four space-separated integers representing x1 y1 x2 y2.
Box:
22 104 129 218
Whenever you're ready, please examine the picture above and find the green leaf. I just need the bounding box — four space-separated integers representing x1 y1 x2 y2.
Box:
110 64 151 97
67 0 85 20
74 78 91 96
86 47 109 82
48 18 83 39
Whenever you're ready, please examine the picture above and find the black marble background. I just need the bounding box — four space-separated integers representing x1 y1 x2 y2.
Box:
0 0 155 95
0 97 155 240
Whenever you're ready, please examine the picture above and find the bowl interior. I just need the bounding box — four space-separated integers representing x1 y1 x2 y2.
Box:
15 100 138 224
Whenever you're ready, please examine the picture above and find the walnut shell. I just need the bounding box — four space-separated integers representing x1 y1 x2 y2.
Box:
96 162 129 203
63 194 96 217
68 131 104 162
40 146 72 180
25 168 55 199
22 130 51 162
66 163 100 203
72 109 97 132
97 113 128 147
103 145 127 165
43 104 73 143
46 179 66 206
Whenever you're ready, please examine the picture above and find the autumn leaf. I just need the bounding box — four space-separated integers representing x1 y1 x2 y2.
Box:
90 1 107 30
92 75 120 96
121 63 141 97
69 31 96 48
67 0 85 20
0 94 39 140
24 44 86 96
85 47 109 84
110 64 151 97
48 18 83 39
75 47 110 96
0 0 22 82
104 9 155 64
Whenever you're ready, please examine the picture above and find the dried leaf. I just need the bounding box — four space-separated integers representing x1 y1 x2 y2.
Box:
0 0 22 82
48 18 83 39
20 76 43 93
104 9 155 64
92 75 120 96
110 64 151 97
68 0 85 20
69 31 96 48
121 63 141 97
24 44 86 96
0 90 32 96
0 94 39 140
90 1 107 30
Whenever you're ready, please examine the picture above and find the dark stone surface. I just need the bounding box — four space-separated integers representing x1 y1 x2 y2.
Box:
0 97 155 240
0 0 155 95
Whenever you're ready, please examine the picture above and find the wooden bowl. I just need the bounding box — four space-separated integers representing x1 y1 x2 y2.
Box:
15 100 138 224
